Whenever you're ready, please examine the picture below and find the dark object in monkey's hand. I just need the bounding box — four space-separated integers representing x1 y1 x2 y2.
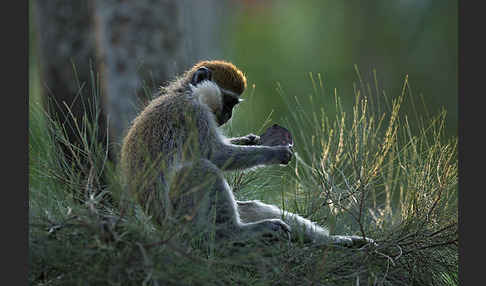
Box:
259 124 293 147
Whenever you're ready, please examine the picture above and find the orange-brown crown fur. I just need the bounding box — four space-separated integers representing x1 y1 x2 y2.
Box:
188 60 247 95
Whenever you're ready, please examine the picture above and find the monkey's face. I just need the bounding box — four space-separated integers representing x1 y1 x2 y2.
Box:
191 66 243 126
218 90 241 125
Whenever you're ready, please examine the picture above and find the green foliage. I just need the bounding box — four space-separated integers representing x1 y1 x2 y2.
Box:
29 68 457 285
227 0 457 138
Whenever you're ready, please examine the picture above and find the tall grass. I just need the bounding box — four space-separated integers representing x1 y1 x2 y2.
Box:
29 67 457 285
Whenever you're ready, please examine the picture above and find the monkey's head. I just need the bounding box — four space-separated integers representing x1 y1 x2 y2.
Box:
188 60 247 126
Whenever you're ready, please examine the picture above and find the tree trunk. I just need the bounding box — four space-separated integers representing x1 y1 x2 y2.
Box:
92 0 189 146
33 0 109 152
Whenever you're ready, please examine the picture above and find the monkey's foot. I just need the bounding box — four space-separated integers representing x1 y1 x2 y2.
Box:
331 235 376 248
265 219 291 233
260 219 292 244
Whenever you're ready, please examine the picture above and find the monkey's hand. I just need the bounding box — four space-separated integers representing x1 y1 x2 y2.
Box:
229 134 261 146
273 145 293 165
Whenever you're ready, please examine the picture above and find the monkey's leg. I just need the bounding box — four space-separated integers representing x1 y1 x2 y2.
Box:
170 159 291 242
237 200 374 247
237 200 329 243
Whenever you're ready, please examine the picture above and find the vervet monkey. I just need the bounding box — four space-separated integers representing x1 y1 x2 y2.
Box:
120 60 373 247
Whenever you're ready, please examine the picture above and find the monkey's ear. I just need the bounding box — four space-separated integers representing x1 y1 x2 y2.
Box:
191 66 212 85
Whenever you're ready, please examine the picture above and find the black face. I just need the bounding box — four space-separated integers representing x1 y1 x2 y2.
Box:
191 66 212 85
217 91 242 126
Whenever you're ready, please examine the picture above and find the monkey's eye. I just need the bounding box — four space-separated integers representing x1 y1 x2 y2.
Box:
191 66 212 85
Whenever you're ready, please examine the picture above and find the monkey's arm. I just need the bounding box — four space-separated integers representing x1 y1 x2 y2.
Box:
210 144 291 171
228 134 261 146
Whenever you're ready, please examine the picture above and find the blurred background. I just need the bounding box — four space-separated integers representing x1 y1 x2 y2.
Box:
227 0 457 137
29 0 457 155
